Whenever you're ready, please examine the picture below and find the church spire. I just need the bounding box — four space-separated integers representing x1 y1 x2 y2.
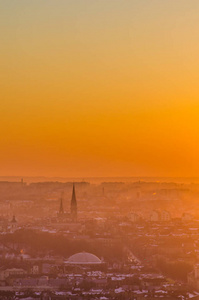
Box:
59 192 64 215
71 184 77 222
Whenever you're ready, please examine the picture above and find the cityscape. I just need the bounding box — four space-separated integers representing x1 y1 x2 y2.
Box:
0 178 199 299
1 0 199 299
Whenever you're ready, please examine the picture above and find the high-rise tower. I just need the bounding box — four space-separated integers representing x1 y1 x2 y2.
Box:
71 184 77 222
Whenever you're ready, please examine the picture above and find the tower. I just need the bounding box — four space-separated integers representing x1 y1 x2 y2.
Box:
71 184 77 222
58 192 64 217
10 215 17 232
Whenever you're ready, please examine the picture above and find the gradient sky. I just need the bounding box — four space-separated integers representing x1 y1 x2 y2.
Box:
1 0 199 177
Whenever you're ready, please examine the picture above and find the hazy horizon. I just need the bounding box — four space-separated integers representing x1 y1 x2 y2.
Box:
1 175 199 184
1 2 199 298
1 1 199 177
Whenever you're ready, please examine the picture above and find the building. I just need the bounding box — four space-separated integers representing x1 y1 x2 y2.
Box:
188 264 199 289
10 215 17 232
182 212 193 222
56 184 78 222
71 184 77 222
150 210 160 222
129 212 139 222
57 192 67 219
66 252 102 265
0 268 26 280
161 210 171 222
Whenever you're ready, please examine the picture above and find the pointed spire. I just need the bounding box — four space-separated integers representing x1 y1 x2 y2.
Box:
71 183 77 222
71 183 77 206
11 215 17 223
59 192 64 215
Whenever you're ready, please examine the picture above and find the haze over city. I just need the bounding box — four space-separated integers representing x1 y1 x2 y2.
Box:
1 0 199 178
1 1 199 300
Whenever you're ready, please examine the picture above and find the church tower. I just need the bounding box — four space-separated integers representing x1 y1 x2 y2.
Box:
71 184 77 222
58 192 64 218
10 215 17 232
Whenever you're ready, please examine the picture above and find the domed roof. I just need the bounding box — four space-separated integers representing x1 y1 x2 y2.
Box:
67 252 101 264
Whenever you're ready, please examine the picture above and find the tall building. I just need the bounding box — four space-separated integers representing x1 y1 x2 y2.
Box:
71 184 77 222
57 192 65 218
10 215 17 232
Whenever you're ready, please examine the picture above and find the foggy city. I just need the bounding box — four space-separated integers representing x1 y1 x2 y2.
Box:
0 177 199 299
1 0 199 299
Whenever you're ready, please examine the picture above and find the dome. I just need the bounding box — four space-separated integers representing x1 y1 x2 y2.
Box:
67 252 102 264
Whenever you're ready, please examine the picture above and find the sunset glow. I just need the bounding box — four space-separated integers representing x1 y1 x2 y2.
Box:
1 0 199 177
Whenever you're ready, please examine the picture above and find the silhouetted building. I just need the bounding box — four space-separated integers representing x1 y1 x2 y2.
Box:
71 184 77 222
59 193 64 214
10 215 17 232
57 193 65 219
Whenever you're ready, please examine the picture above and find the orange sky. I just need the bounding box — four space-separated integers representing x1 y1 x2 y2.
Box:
1 1 199 177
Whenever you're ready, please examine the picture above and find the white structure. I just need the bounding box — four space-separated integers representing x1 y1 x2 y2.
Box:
66 252 102 265
0 268 26 280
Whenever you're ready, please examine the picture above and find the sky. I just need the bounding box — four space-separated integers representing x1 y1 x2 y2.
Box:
0 0 199 178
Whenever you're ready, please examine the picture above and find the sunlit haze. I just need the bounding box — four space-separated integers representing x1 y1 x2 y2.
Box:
1 0 199 177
